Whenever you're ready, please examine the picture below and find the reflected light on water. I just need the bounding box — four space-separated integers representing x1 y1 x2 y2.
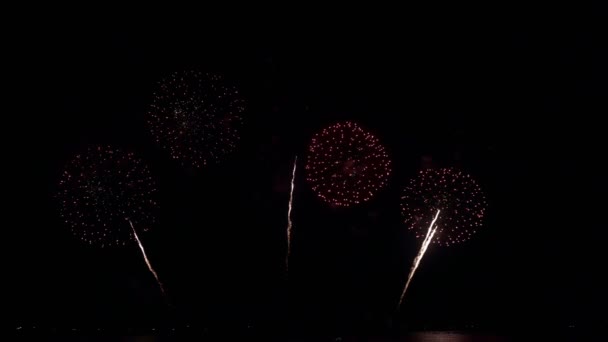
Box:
130 337 160 342
409 332 508 342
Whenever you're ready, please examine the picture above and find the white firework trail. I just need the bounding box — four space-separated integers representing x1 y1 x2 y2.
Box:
397 209 441 310
128 219 170 305
286 156 297 272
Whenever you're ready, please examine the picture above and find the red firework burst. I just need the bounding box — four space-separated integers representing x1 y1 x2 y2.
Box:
305 121 392 207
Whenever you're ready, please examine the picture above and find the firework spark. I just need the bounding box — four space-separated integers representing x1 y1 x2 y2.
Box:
286 156 297 272
398 209 441 310
128 219 169 305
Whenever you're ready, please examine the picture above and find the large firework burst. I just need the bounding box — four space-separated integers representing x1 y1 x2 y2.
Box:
57 145 158 247
147 70 245 168
400 167 487 246
305 121 392 207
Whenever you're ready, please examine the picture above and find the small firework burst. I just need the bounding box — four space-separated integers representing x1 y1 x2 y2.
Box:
401 167 487 246
305 121 392 207
57 145 158 247
147 70 245 168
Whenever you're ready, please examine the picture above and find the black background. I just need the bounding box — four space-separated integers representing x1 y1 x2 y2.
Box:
11 14 608 335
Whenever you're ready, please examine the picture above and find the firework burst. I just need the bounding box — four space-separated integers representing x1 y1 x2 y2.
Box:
401 167 487 246
57 146 169 304
305 121 392 207
57 145 158 247
397 168 487 309
147 70 245 168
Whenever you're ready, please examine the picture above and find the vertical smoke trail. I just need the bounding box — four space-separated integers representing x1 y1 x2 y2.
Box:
128 219 169 304
397 209 441 310
286 156 297 272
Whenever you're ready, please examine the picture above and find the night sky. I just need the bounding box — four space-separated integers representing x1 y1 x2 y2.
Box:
12 18 608 335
